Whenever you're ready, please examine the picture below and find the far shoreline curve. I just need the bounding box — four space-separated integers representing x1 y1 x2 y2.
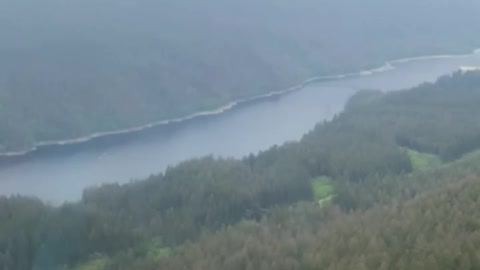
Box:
1 47 479 158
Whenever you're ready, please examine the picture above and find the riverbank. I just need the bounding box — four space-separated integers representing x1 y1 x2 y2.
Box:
1 47 479 159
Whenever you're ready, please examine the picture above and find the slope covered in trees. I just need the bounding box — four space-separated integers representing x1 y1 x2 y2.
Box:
161 154 480 270
1 0 480 152
2 71 480 269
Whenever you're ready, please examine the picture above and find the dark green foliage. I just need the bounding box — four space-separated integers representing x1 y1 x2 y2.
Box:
0 197 51 270
159 155 480 270
82 157 313 247
384 72 480 160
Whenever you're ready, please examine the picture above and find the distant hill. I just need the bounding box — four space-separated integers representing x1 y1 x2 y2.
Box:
1 0 480 152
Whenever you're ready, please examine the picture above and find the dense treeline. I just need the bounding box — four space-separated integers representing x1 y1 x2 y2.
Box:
160 155 480 269
82 156 313 246
2 0 480 152
2 72 480 269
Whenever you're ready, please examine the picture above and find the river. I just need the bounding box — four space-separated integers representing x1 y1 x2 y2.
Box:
1 50 480 204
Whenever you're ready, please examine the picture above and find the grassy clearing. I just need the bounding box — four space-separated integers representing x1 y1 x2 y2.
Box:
73 256 110 270
312 176 334 201
407 149 442 172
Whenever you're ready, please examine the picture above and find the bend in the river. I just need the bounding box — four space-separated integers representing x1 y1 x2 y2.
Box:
1 48 480 204
2 48 479 159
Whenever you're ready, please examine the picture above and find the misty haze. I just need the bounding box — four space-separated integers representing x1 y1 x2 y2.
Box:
1 0 480 269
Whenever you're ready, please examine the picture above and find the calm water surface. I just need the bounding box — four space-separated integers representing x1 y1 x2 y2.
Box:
2 52 480 203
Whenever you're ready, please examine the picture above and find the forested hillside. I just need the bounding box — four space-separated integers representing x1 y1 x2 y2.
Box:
1 0 480 152
160 157 480 270
2 71 480 269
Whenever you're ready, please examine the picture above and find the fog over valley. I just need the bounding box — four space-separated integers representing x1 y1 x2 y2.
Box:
1 0 480 153
2 1 480 269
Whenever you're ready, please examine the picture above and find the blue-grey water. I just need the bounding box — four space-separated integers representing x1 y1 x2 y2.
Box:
1 51 480 204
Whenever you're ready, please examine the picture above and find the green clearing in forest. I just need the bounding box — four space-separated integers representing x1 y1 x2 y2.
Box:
312 176 334 201
407 149 442 172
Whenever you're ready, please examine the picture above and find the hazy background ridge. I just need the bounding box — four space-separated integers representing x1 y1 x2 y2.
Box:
1 0 479 151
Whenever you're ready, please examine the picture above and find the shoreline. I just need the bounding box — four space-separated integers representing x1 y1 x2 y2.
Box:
1 48 479 158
